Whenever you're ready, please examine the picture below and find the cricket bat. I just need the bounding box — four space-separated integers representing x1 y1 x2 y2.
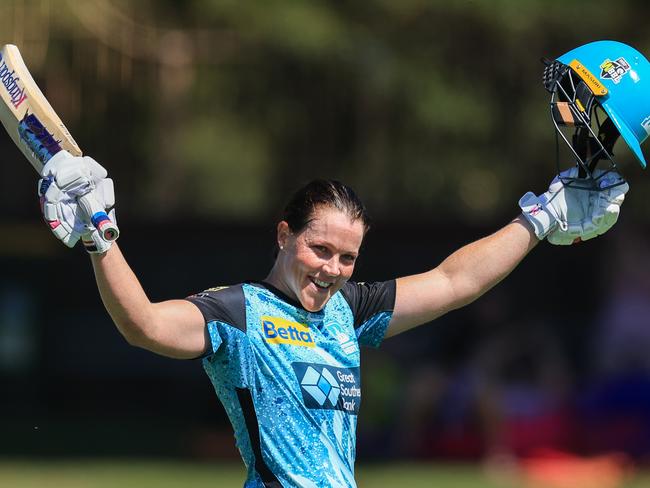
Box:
0 44 118 241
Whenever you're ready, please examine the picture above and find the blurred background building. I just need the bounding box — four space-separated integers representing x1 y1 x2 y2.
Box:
2 0 650 470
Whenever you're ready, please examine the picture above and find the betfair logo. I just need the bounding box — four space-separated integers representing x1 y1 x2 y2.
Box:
262 316 315 348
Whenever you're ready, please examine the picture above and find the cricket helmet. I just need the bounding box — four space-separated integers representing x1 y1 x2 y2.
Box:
543 40 650 189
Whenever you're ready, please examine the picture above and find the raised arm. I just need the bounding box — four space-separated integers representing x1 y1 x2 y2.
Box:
387 168 629 337
90 244 207 359
37 152 207 359
387 217 536 337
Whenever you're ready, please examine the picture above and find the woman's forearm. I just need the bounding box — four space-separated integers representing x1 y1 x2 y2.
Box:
89 243 157 346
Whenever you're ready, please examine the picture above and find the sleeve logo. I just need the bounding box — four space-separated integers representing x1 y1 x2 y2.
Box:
261 316 315 348
205 286 229 292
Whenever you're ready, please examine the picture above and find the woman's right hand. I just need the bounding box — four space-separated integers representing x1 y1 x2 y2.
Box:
38 150 118 253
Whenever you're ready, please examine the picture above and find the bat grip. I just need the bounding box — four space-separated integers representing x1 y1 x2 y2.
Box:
77 192 120 242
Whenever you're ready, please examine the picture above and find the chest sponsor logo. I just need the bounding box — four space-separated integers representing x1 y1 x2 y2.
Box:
292 362 361 415
261 316 315 348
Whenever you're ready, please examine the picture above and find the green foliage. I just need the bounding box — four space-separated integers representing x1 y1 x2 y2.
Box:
180 115 271 218
2 0 649 223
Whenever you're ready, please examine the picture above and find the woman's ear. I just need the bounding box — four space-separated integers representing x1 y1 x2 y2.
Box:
277 221 291 250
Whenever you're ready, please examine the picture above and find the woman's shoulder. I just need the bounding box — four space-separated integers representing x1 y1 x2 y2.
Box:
185 284 247 329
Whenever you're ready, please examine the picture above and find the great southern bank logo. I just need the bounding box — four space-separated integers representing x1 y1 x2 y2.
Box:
292 362 361 414
261 316 314 348
301 366 340 407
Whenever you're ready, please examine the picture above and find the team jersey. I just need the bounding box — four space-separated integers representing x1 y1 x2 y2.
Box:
186 280 396 488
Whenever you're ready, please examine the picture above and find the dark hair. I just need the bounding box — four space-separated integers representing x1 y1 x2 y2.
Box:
282 179 371 234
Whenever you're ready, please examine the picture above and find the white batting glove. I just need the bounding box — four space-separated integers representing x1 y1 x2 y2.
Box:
547 169 628 245
519 167 628 244
38 150 117 253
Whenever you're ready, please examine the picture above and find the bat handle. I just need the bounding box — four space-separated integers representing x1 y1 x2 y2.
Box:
77 192 120 242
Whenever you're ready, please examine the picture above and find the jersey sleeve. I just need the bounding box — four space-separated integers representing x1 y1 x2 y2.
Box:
185 285 247 355
340 280 396 348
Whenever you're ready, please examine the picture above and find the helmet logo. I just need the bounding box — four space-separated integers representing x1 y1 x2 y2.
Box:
600 57 631 84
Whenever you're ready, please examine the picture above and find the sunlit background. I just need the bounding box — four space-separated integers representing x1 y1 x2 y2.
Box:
2 1 650 487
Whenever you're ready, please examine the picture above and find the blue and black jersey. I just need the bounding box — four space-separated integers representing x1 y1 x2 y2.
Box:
186 280 396 488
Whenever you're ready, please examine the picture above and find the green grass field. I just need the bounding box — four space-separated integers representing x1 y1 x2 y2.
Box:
1 460 650 488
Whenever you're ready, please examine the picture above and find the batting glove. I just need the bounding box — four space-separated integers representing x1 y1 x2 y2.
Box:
519 167 628 244
38 150 117 253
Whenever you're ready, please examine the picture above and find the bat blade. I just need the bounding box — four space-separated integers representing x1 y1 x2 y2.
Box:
0 44 119 242
0 44 81 173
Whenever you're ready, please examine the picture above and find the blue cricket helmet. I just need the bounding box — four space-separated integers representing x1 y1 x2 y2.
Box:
557 40 650 168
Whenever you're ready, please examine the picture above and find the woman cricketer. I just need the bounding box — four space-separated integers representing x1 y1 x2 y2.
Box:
34 40 649 488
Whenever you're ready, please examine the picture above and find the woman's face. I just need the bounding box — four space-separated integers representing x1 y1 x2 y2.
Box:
275 206 365 312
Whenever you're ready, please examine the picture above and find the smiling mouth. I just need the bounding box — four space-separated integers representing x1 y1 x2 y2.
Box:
310 277 333 290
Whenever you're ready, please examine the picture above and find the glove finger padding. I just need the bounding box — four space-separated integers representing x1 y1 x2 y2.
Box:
95 178 115 209
578 223 602 242
547 218 598 245
39 190 82 248
598 202 621 229
54 163 92 195
546 231 577 246
523 167 628 245
84 156 108 183
592 181 627 228
547 203 619 244
38 151 117 251
601 182 628 206
42 152 108 196
546 170 628 245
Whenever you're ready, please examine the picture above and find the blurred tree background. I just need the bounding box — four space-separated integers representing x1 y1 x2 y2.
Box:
2 0 650 227
3 0 650 476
